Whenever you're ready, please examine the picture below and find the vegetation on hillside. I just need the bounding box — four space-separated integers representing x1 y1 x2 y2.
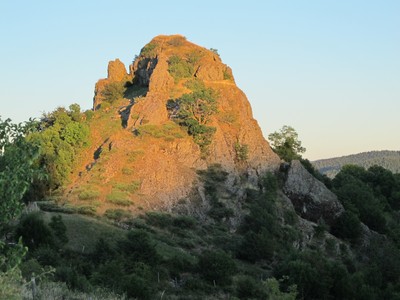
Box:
313 150 400 178
167 80 218 153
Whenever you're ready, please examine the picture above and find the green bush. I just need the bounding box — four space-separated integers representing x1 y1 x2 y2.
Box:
167 55 193 81
197 249 236 286
101 82 126 103
331 211 362 242
49 215 68 246
16 213 54 250
114 181 141 193
104 208 132 221
78 189 100 200
106 191 133 206
140 42 157 57
145 211 173 228
235 142 249 161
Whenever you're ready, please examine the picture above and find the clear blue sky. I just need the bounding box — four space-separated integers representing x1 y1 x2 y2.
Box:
0 1 399 160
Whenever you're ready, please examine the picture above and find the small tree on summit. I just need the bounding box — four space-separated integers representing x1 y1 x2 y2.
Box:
268 125 305 162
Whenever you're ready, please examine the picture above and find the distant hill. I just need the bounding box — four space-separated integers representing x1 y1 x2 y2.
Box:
312 150 400 178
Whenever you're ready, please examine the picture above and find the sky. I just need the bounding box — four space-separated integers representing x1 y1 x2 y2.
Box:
0 1 399 160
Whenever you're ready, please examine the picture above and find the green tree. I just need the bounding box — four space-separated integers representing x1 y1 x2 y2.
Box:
268 125 305 162
28 105 89 188
0 117 42 298
101 82 126 103
197 249 237 286
0 118 42 225
168 81 218 152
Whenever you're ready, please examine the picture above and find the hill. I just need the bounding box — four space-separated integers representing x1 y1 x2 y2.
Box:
59 34 280 215
3 35 400 299
313 150 400 178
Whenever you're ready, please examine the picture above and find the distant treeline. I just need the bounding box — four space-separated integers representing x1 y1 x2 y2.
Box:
313 150 400 178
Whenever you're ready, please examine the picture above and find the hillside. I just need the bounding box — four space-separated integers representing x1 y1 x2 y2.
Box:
59 34 280 216
313 150 400 178
3 35 400 300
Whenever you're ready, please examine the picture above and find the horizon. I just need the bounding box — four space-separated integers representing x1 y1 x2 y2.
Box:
0 1 399 160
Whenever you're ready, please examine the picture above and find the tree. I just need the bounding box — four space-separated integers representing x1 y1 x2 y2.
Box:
0 117 42 298
167 80 218 152
268 125 305 162
0 118 42 226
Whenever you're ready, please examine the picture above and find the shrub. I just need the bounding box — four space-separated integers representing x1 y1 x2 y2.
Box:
104 209 132 221
145 212 173 228
49 215 68 246
140 42 157 57
331 211 362 242
101 82 126 103
235 142 249 161
122 167 134 175
16 213 54 250
106 191 133 206
114 181 141 193
168 55 193 81
76 205 97 215
197 249 236 286
78 189 100 200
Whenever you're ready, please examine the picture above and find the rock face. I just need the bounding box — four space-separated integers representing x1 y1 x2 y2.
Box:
72 35 281 213
93 59 129 110
283 160 344 225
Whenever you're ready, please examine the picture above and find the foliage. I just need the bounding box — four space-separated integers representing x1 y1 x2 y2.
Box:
167 55 194 81
140 42 157 57
101 81 126 104
106 191 133 206
268 125 306 162
0 118 43 225
239 173 297 262
264 277 298 300
28 104 89 189
235 142 249 161
78 188 100 200
210 48 219 56
197 249 236 286
167 80 218 152
49 215 68 246
16 213 54 251
313 150 400 178
333 165 388 233
331 211 362 242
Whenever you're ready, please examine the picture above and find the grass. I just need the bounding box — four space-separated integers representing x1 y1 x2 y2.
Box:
137 123 185 140
114 181 141 193
106 190 133 206
121 168 134 175
41 211 126 253
78 188 100 200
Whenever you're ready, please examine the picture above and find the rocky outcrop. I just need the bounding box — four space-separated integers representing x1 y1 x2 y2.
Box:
283 160 344 225
71 35 281 214
93 59 131 110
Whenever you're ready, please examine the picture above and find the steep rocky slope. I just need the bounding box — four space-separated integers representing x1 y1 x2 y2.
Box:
65 35 280 214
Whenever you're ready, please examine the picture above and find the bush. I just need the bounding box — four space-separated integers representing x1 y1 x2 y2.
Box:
49 215 68 246
106 191 133 206
16 213 54 250
167 55 194 81
197 249 236 286
235 142 249 161
104 209 132 221
331 211 362 242
101 82 126 103
78 189 100 200
114 181 140 193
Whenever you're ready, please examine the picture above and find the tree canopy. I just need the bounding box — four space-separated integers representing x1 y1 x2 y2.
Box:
268 125 306 162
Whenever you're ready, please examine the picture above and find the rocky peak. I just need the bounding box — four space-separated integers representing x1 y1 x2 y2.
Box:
78 35 281 213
